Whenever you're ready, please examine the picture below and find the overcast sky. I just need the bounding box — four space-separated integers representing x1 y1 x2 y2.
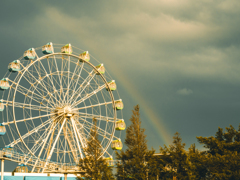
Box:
1 0 240 171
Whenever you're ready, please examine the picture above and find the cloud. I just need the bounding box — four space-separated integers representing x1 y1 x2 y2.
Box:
1 0 240 151
177 88 193 95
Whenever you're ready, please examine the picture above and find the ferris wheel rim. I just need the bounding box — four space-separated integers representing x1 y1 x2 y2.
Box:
10 52 117 160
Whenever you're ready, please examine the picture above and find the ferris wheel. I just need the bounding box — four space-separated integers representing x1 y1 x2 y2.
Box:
0 43 125 172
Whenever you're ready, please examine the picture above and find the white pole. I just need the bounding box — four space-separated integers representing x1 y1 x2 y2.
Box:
1 159 4 180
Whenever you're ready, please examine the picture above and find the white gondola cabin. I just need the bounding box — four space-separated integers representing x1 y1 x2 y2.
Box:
15 164 28 173
61 44 72 54
0 78 10 90
115 99 124 110
0 100 4 111
0 123 6 135
95 64 105 75
8 60 20 72
79 51 90 62
105 157 114 167
24 48 36 60
115 120 126 131
42 42 53 54
3 146 13 158
106 80 116 91
111 140 123 150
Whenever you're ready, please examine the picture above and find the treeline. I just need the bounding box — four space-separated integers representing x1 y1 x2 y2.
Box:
78 105 240 179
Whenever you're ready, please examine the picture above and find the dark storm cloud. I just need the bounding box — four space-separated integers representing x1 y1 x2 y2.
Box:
1 0 240 152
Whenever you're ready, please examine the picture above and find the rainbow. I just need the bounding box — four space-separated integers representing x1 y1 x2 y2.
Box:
92 50 172 145
116 74 173 145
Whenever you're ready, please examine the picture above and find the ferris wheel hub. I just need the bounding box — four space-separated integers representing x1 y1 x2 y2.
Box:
53 105 77 119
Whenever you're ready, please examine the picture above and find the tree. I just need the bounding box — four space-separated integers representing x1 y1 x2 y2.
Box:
160 132 190 180
195 124 240 179
78 118 114 180
188 144 211 179
116 105 154 180
145 150 166 180
197 125 240 155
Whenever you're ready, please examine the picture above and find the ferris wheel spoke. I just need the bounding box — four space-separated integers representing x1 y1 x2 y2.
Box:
59 61 64 101
47 118 67 160
24 77 59 106
33 113 64 157
77 112 116 123
71 63 84 101
62 124 81 163
9 79 55 108
67 56 70 102
25 140 45 165
80 124 112 156
28 125 54 156
68 69 95 104
37 78 62 104
21 65 60 105
35 72 63 105
31 121 58 173
39 59 62 102
59 55 70 103
70 74 96 105
74 101 113 111
73 120 88 149
7 117 54 147
77 117 116 141
69 62 84 91
46 57 60 101
43 118 67 172
4 112 55 125
70 117 84 159
83 124 112 142
72 84 106 107
26 122 57 161
63 61 84 104
52 54 65 103
4 100 53 113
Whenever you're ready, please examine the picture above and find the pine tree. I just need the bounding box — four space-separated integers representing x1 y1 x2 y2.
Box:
195 124 240 179
188 144 210 179
197 124 240 155
234 125 240 142
78 118 114 180
160 132 190 180
145 150 166 179
215 127 224 141
116 105 153 180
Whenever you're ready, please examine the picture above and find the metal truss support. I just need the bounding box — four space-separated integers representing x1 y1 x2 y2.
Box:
1 159 4 180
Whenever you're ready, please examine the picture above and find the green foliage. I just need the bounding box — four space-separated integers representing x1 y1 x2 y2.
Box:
78 118 114 180
125 105 147 153
145 150 166 179
160 132 190 180
193 124 240 179
197 125 240 155
116 105 157 180
234 125 240 142
188 144 210 179
208 150 240 179
114 105 240 179
159 126 240 179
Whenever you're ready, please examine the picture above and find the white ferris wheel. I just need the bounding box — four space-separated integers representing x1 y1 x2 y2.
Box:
0 43 125 173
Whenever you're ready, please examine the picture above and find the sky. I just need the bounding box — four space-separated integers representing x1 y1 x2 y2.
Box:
1 0 240 171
